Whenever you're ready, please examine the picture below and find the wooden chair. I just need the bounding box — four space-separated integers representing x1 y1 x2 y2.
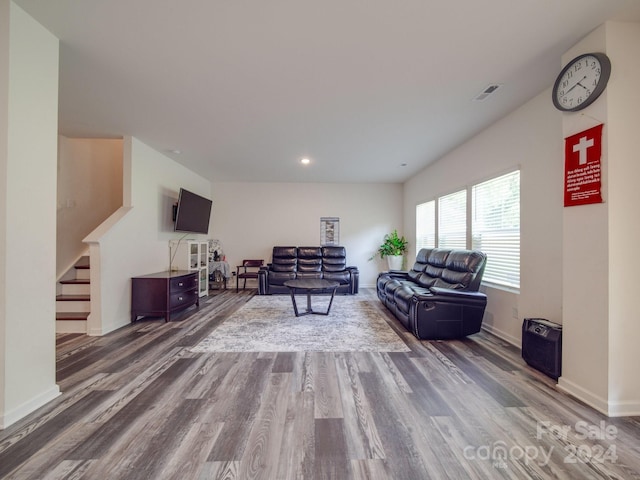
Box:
236 259 264 291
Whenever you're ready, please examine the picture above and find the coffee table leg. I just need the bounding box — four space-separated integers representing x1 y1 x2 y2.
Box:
325 287 338 314
289 288 301 316
306 292 313 313
287 285 338 316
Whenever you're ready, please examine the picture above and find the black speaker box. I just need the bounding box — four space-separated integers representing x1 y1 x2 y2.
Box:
522 318 562 379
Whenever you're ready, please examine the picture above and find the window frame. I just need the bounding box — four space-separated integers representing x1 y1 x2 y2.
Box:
414 167 521 292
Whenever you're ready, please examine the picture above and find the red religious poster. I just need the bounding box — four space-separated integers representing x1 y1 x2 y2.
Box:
564 124 603 207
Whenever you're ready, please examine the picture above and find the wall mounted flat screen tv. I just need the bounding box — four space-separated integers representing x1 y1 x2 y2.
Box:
174 188 212 234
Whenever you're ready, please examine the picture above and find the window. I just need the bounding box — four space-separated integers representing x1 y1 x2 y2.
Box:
413 169 521 291
416 201 435 249
472 170 520 289
438 190 467 249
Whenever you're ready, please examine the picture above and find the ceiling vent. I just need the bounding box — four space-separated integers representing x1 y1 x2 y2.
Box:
473 84 502 102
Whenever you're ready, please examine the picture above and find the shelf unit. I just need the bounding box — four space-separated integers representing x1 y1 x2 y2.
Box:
131 270 199 322
170 240 209 297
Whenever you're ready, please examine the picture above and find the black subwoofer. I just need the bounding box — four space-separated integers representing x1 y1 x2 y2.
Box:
522 318 562 379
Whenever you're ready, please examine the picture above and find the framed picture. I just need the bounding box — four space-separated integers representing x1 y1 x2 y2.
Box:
320 217 339 246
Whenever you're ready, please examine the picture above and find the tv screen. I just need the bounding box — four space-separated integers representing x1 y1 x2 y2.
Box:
174 188 212 234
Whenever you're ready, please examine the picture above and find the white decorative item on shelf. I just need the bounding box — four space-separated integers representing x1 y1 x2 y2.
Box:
208 239 224 261
170 240 209 297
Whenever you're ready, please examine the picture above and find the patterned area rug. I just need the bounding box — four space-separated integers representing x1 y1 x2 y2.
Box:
190 294 410 352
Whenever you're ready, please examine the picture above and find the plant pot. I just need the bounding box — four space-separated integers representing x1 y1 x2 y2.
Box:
386 255 403 271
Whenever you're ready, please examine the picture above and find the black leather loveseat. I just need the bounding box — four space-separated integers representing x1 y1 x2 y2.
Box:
377 248 487 339
258 246 359 295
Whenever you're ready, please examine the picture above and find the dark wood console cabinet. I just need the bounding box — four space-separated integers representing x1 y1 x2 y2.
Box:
131 270 199 322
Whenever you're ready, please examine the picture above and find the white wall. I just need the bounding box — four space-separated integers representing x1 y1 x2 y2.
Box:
606 21 640 416
558 24 611 415
559 22 640 416
84 137 211 335
0 1 60 428
210 182 403 287
0 0 9 429
57 136 123 278
404 90 564 345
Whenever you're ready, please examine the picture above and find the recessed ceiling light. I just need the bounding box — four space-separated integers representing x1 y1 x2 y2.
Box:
300 157 311 165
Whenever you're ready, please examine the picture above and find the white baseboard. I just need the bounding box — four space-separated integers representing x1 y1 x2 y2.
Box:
87 319 127 337
0 384 61 429
605 400 640 417
557 377 640 417
481 324 520 348
557 377 609 415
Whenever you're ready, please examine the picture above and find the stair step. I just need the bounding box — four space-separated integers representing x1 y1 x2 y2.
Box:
60 279 90 295
56 295 90 313
76 269 91 280
56 312 89 320
56 318 87 334
57 256 91 332
56 294 90 301
75 257 90 269
61 283 90 295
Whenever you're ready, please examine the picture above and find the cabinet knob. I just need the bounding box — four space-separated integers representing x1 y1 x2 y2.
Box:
178 282 183 287
178 296 183 301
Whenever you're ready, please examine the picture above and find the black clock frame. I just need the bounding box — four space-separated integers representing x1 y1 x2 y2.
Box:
552 52 611 112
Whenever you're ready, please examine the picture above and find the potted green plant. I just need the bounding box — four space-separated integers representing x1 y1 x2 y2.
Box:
371 230 408 270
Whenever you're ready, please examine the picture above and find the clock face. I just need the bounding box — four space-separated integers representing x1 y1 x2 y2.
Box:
552 53 611 112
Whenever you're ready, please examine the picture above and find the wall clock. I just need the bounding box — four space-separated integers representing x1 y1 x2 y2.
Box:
552 52 611 112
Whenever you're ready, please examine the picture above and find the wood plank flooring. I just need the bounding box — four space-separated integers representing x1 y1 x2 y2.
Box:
1 288 639 479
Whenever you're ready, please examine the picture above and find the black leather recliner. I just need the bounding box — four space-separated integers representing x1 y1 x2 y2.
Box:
377 248 487 339
258 246 359 295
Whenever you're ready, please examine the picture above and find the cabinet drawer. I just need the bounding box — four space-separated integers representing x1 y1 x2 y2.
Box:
170 274 198 292
170 288 198 309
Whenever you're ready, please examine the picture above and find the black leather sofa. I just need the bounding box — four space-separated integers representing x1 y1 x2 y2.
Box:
258 246 359 295
377 248 487 339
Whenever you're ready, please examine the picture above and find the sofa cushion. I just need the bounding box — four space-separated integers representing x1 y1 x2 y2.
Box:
415 273 438 288
407 269 422 283
433 277 465 289
297 247 322 272
268 271 297 285
297 271 322 280
411 248 449 287
415 248 432 264
322 246 347 272
436 250 487 289
271 246 298 272
429 248 450 267
323 270 350 284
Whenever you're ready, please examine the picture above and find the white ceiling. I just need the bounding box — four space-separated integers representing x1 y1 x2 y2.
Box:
14 0 640 183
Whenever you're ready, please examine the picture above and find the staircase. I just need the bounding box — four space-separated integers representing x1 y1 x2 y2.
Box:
56 256 90 333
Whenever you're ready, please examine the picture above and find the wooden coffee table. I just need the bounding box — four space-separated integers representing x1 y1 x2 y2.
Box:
283 279 340 316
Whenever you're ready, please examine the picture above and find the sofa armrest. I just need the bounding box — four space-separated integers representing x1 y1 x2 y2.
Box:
430 286 477 296
428 287 487 304
383 269 409 279
347 266 359 294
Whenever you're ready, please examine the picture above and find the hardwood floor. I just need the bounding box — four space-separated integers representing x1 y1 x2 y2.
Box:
1 288 639 479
